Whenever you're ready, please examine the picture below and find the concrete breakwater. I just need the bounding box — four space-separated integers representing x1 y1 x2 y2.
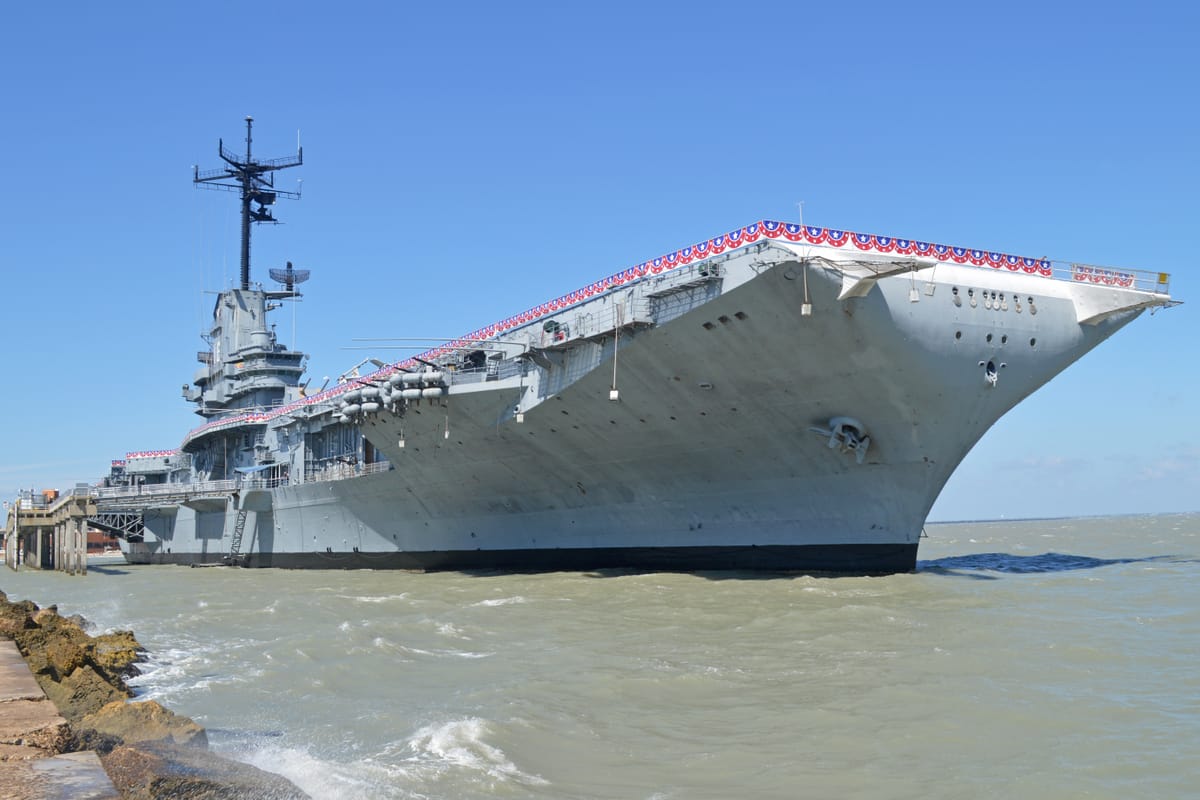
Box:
0 589 308 799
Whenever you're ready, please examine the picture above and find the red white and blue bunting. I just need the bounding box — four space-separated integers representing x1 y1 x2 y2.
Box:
125 450 178 460
1071 264 1135 288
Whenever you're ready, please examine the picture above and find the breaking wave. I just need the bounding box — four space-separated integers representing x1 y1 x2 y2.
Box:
398 717 548 787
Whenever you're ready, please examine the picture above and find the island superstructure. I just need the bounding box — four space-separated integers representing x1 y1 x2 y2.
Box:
83 120 1175 573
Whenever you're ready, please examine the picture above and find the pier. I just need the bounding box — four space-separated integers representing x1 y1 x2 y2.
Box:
0 640 120 798
3 489 94 574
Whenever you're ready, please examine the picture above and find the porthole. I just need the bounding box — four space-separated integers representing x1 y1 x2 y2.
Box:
1030 337 1037 348
986 333 993 343
1001 334 1008 344
955 331 962 340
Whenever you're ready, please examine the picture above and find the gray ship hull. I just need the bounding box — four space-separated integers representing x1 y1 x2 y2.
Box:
118 239 1164 573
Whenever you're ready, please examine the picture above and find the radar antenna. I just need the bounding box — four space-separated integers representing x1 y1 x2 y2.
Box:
193 117 303 290
268 261 311 298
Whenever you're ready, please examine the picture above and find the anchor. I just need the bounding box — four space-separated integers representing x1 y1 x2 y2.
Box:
809 416 871 464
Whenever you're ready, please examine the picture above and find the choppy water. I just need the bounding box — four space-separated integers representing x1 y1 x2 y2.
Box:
3 513 1198 799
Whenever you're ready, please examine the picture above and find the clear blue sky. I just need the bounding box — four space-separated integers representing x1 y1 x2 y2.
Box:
1 2 1195 521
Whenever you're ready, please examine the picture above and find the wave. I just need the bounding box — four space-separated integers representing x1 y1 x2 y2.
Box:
399 717 548 787
471 596 528 607
335 594 411 604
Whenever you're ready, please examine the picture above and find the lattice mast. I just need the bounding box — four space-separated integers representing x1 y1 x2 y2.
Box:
193 117 303 290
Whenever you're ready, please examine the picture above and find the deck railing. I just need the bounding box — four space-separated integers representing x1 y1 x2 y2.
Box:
92 479 239 502
1055 262 1170 294
304 459 392 484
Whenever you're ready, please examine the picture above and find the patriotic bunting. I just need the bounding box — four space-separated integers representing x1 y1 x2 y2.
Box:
1071 264 1134 287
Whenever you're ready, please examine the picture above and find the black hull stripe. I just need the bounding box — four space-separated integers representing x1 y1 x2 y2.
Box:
124 543 917 576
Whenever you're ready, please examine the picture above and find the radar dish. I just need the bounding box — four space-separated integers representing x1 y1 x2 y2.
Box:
269 262 311 292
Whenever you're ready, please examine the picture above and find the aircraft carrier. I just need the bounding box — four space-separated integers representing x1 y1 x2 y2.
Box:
88 120 1176 573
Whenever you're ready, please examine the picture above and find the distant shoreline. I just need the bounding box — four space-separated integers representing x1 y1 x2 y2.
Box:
926 509 1199 526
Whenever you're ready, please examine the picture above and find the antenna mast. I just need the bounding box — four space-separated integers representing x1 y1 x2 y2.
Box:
193 117 303 290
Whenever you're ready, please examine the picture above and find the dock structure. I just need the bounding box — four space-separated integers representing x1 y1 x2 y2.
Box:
3 489 94 574
0 640 121 798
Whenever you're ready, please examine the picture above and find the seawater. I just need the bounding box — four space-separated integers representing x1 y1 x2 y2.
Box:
3 513 1197 799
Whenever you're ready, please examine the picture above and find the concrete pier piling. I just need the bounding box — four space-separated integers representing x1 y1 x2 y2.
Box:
3 490 93 574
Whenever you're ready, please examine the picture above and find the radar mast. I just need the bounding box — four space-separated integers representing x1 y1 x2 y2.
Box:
193 117 303 290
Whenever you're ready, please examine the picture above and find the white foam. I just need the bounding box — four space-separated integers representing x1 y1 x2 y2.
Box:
472 596 528 607
399 645 494 660
336 594 410 604
435 622 468 638
238 743 406 800
232 719 551 797
403 717 548 786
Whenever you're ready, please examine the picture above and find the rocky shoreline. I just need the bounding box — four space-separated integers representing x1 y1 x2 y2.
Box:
0 589 309 799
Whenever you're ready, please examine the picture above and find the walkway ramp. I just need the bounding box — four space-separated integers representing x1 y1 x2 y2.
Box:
0 640 119 798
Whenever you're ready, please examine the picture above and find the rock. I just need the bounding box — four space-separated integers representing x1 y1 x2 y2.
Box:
3 593 306 798
31 605 63 626
14 609 92 681
102 743 311 800
0 597 37 637
63 612 91 631
38 633 88 681
41 664 131 723
100 744 165 796
66 724 125 756
89 630 144 682
81 700 207 748
3 595 141 722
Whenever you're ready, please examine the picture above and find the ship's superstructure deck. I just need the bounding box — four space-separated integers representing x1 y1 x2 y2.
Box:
128 219 1174 462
